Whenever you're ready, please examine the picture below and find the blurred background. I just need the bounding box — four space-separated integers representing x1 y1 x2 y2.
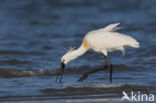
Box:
0 0 155 102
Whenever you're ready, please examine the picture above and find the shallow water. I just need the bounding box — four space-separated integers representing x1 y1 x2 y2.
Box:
0 0 156 102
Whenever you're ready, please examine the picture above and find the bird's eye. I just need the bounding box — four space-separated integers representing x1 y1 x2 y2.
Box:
62 59 65 62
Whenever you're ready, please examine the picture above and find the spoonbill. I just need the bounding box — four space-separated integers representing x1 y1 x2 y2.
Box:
56 23 139 83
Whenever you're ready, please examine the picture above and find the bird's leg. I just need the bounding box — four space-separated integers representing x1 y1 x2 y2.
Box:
105 56 113 84
77 65 108 82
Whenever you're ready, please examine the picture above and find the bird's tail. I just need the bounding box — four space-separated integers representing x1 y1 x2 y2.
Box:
127 38 140 48
130 42 140 48
102 23 121 32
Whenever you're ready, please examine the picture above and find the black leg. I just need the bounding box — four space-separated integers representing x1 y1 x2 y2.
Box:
77 55 113 83
110 64 113 83
77 65 108 82
105 56 113 83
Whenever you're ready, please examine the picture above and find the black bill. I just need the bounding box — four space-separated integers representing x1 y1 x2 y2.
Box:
56 62 65 83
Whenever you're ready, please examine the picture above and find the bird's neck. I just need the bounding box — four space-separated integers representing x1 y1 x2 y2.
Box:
70 45 88 60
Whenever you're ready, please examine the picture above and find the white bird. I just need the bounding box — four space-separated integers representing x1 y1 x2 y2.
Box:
56 23 140 83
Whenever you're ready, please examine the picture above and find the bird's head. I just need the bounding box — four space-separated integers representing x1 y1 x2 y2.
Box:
61 54 71 66
56 47 75 83
61 46 75 68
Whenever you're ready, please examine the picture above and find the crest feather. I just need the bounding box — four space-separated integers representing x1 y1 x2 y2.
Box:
67 46 76 53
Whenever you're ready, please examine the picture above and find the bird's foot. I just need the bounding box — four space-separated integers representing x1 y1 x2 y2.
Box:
77 73 88 82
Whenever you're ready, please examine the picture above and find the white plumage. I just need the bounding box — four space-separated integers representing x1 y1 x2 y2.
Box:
86 24 139 55
57 23 140 83
61 23 139 64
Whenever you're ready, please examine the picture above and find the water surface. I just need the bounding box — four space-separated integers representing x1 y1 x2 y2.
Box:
0 0 156 102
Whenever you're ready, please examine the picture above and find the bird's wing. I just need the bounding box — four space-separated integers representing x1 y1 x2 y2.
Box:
86 23 121 35
99 23 121 32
